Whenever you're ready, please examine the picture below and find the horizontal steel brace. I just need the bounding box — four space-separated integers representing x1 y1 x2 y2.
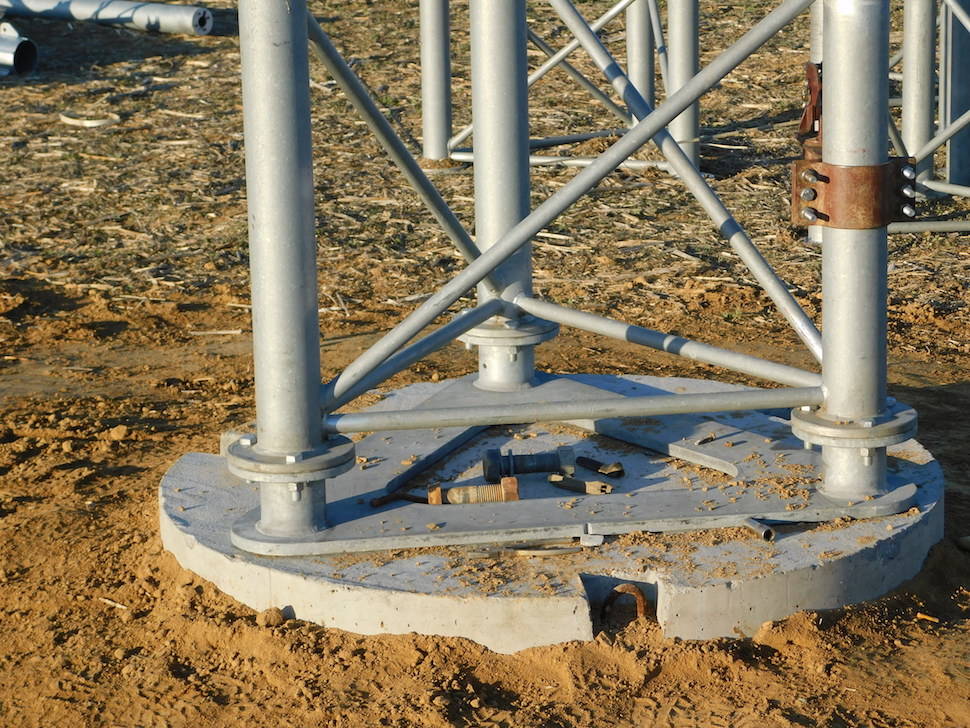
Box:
323 386 824 433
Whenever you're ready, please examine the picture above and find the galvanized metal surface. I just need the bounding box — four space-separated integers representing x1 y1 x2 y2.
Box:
667 0 700 166
0 0 212 35
819 0 891 500
419 0 452 160
219 376 919 556
0 21 36 75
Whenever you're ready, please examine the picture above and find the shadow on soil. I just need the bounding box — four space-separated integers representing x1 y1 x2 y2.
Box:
0 12 237 82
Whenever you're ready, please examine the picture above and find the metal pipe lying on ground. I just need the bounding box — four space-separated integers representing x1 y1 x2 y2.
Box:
323 386 824 434
740 518 775 541
0 21 36 75
0 0 213 35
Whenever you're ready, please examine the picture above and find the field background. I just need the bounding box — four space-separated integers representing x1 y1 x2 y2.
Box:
1 1 969 725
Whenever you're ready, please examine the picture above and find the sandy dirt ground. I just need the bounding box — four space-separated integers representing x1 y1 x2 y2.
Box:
1 1 969 726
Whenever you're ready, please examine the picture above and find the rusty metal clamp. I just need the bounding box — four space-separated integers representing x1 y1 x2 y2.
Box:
791 158 917 229
797 62 823 142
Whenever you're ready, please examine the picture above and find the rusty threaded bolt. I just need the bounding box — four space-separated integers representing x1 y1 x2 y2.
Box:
445 476 519 504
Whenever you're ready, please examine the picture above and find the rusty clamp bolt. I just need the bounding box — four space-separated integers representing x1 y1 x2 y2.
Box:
790 158 917 229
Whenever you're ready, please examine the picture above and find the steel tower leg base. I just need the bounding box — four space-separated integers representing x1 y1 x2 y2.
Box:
160 375 942 649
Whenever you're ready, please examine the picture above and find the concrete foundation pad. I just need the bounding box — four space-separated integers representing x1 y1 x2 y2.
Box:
160 376 943 652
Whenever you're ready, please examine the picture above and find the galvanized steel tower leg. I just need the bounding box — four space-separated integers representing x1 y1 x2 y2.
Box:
807 0 823 245
941 0 970 185
228 0 354 546
462 0 556 392
420 0 452 160
903 0 936 182
818 0 889 499
626 0 655 107
809 0 823 64
668 0 700 167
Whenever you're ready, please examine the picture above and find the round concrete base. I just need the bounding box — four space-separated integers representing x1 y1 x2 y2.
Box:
160 376 943 653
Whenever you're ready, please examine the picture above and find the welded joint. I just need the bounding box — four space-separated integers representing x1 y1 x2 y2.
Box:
791 158 918 228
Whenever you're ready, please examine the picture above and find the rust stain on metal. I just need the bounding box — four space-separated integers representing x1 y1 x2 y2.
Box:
791 158 915 229
600 582 651 621
797 62 823 141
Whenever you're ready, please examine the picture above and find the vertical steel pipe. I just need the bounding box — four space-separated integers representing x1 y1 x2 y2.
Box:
903 0 937 181
626 0 655 107
667 0 700 167
239 0 326 534
467 0 540 391
646 0 670 92
941 0 970 184
806 1 824 246
420 0 452 160
820 0 890 499
809 0 823 64
449 0 639 151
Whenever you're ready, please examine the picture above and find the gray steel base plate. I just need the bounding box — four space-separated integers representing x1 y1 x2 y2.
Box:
159 375 943 651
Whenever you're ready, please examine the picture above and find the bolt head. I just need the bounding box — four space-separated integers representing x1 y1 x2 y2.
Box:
902 166 916 180
801 169 819 184
801 207 819 222
902 204 916 218
800 188 817 201
902 185 916 199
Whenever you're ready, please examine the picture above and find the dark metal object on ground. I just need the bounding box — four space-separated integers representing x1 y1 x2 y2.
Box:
482 446 576 483
370 487 429 508
0 21 37 76
600 583 651 621
576 455 625 478
548 474 613 495
741 517 775 541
